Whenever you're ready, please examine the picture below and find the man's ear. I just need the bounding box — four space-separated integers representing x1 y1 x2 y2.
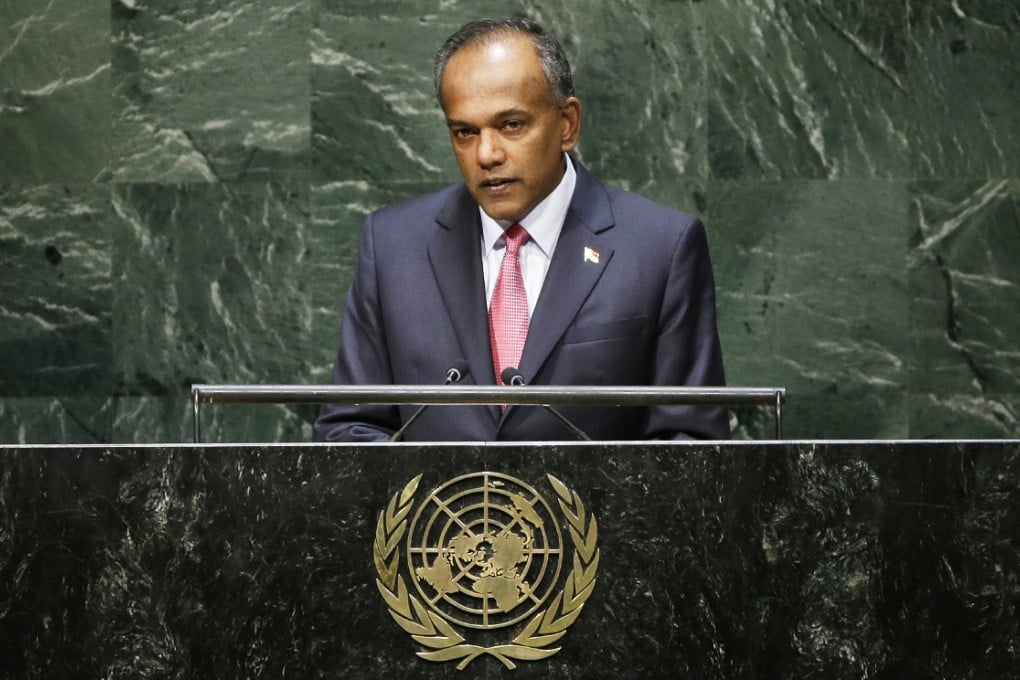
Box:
560 97 582 151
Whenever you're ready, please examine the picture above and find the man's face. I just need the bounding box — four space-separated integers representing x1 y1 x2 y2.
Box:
440 35 581 223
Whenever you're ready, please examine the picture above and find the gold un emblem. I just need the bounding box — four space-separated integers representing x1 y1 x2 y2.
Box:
373 472 599 670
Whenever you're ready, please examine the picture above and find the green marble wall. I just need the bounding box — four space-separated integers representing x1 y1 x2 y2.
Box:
2 1 1018 443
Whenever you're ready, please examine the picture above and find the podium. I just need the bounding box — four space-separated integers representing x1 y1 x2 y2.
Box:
2 440 1018 677
189 383 788 440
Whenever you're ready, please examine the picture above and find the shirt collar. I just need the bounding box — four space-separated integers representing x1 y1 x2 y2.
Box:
480 154 577 256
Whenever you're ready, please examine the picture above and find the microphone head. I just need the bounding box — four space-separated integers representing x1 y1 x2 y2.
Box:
500 367 526 386
445 359 470 384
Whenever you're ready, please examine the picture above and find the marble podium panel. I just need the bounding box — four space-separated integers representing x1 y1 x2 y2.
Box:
1 441 1017 678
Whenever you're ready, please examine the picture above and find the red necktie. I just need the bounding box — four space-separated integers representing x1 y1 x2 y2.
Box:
490 224 530 385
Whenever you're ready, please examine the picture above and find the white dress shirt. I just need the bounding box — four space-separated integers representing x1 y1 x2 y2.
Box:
480 154 577 317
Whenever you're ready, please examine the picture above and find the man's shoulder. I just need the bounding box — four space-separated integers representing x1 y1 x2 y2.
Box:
369 182 467 224
576 168 700 237
605 184 698 228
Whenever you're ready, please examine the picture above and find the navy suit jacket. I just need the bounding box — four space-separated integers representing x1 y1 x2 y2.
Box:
313 163 730 441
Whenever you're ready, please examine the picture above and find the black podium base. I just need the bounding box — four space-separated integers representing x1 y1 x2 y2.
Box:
1 441 1018 678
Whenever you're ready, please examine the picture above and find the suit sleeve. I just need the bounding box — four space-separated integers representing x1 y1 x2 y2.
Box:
644 218 732 440
313 213 400 442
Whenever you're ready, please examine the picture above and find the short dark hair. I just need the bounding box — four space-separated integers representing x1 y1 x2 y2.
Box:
434 16 575 109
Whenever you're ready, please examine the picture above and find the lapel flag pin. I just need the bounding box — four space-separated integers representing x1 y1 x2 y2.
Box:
583 246 600 264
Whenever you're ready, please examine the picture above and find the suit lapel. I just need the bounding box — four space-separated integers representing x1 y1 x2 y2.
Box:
427 166 616 428
518 166 615 385
427 187 501 422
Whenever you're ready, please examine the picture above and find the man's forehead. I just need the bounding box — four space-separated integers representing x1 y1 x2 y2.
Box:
457 30 531 58
441 36 549 106
446 34 534 72
472 39 514 62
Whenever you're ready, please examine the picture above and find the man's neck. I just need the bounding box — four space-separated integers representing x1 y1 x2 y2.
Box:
479 155 577 259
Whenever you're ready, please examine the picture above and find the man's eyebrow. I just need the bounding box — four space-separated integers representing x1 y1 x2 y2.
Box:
494 108 530 119
445 109 532 127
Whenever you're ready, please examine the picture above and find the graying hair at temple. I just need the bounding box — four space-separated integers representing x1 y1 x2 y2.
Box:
433 16 576 108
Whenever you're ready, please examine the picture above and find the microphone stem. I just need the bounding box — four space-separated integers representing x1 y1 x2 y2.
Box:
390 373 461 442
544 404 592 441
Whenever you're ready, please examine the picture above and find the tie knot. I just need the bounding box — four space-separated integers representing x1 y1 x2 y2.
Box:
503 224 529 255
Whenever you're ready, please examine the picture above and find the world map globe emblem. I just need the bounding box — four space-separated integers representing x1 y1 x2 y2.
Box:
407 472 564 629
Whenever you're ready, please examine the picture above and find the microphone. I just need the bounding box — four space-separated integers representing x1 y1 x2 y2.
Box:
444 362 468 384
390 360 470 442
500 367 591 441
503 369 525 387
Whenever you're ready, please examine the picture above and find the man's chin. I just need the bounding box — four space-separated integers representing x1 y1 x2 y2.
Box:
475 198 525 224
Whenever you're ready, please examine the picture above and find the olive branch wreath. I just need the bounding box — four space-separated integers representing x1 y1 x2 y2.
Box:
373 473 599 670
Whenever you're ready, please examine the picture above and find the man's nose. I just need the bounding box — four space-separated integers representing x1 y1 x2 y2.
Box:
476 130 506 168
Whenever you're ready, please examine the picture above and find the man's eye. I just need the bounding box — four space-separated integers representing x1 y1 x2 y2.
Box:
503 120 523 131
452 128 474 139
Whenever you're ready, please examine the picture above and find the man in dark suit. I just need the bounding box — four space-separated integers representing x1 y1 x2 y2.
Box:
314 16 729 442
